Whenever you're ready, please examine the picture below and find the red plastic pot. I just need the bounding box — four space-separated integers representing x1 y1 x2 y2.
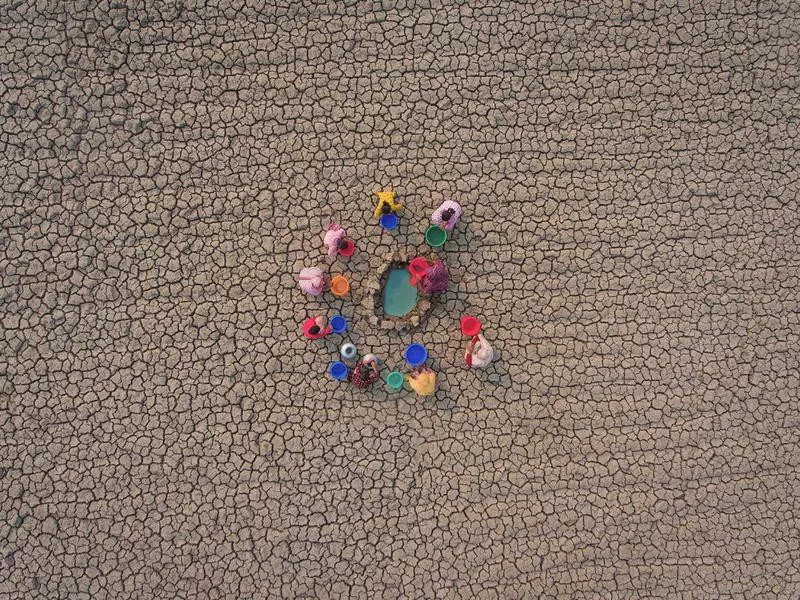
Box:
460 315 481 337
338 239 355 257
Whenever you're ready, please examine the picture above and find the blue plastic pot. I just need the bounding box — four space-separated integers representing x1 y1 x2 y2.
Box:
329 361 349 381
404 343 428 367
380 213 398 230
330 315 347 334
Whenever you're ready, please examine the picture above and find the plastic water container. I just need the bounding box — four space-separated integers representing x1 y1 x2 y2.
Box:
340 343 357 361
424 225 447 248
329 361 348 381
338 239 355 257
460 315 481 336
330 315 347 334
404 343 427 367
380 213 398 230
386 371 404 390
331 275 350 297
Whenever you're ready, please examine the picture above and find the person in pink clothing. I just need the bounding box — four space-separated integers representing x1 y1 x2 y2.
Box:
302 316 331 339
323 223 350 257
419 259 449 295
298 267 327 296
431 200 462 232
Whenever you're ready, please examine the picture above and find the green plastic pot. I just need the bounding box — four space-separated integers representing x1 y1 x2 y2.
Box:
424 225 447 248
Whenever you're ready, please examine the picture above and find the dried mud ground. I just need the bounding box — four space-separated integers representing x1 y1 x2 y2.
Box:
2 2 800 598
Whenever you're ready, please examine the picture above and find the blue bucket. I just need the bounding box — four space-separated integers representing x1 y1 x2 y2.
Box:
329 361 349 381
404 343 428 367
330 315 347 334
380 213 398 230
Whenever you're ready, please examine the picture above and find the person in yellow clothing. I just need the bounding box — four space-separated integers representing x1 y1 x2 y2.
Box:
406 366 437 397
374 190 403 218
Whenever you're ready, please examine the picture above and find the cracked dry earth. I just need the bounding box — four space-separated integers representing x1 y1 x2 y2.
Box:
2 2 800 598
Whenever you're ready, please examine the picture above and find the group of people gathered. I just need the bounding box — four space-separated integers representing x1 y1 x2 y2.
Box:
298 196 493 396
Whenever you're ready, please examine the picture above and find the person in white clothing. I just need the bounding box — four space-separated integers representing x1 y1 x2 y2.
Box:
465 334 493 368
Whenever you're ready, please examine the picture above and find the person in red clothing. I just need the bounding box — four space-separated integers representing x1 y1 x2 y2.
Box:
302 316 331 340
349 357 380 389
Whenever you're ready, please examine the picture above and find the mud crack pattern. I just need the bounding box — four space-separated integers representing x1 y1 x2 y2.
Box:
2 1 800 598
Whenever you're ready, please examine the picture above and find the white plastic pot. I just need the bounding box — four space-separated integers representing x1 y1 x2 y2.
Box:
340 343 357 361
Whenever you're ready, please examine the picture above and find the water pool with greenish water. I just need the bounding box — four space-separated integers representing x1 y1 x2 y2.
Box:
383 269 418 317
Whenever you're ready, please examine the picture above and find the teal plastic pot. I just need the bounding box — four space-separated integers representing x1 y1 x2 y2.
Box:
386 371 404 391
